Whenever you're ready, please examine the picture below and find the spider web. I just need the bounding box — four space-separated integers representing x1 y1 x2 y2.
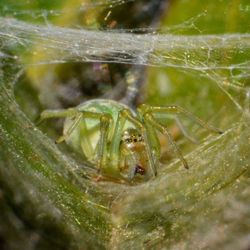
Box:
0 3 249 111
0 1 249 249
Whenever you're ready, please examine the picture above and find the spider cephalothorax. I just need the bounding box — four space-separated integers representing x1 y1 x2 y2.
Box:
39 99 222 181
121 128 144 151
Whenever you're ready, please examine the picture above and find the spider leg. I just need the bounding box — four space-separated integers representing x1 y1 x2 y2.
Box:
175 117 199 144
97 114 112 169
139 104 198 144
38 108 82 143
38 108 78 124
77 111 112 171
144 113 189 169
110 110 126 165
175 106 223 134
140 120 159 176
110 109 157 177
80 122 104 158
39 108 112 171
56 113 83 143
139 104 223 134
80 119 94 159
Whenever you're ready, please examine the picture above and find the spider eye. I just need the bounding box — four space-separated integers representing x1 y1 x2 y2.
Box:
125 138 132 143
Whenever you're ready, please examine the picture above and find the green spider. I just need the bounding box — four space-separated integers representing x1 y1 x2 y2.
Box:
39 99 222 181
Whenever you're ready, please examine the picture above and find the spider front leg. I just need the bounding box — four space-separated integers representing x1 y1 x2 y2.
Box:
110 109 158 178
144 112 189 169
39 108 112 172
38 108 82 143
39 108 79 123
140 104 223 134
138 104 223 169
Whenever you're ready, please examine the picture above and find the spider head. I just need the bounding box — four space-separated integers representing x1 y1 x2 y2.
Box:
120 128 145 152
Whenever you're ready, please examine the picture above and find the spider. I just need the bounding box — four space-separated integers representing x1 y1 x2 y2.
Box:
39 99 222 181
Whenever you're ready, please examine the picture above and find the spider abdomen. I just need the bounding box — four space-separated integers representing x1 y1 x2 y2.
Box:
63 99 135 164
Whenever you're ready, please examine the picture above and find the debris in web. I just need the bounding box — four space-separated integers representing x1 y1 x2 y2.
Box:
1 13 249 111
0 1 249 111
